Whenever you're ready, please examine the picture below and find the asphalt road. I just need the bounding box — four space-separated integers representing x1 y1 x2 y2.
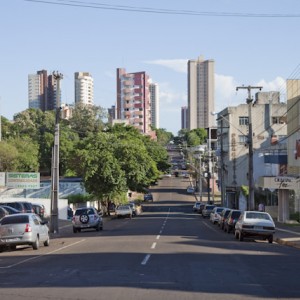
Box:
0 174 300 300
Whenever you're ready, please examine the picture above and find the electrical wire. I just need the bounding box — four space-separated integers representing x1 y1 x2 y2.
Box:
24 0 300 18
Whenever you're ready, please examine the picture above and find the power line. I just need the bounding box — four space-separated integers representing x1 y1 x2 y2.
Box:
24 0 300 18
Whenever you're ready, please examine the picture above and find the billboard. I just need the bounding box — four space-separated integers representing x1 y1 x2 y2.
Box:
6 172 40 189
0 172 5 187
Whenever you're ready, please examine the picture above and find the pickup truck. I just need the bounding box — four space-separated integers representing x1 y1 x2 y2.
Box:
115 205 132 218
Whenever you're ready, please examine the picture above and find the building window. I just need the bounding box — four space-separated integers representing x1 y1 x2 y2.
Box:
238 135 248 144
239 117 249 126
272 116 287 124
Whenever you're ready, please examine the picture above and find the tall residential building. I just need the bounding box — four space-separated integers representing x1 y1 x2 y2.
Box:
187 55 215 130
116 68 153 136
181 106 188 129
28 70 57 111
74 72 94 106
149 82 160 129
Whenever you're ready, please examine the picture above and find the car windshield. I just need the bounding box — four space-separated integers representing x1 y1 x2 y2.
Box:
118 206 129 210
231 211 241 218
1 215 29 225
75 208 95 215
245 212 271 220
205 205 215 209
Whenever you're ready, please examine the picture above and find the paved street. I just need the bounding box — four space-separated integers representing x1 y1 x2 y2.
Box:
0 175 300 300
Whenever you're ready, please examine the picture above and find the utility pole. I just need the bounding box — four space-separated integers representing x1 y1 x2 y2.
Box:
199 154 202 202
50 71 63 233
236 85 262 211
220 118 225 207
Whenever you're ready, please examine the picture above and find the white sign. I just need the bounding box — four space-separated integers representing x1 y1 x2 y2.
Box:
6 172 40 189
0 172 5 187
259 176 300 190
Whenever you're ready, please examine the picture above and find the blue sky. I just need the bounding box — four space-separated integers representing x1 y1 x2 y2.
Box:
1 0 300 135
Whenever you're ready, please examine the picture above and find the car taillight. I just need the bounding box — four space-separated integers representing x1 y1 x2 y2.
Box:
25 224 32 232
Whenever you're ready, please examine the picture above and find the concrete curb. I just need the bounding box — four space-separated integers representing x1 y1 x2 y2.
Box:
275 237 300 249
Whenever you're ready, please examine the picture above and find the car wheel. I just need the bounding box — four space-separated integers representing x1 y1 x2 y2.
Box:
96 223 101 231
268 235 273 243
10 245 17 251
80 214 89 224
32 236 40 250
238 231 244 242
73 227 77 233
44 235 50 246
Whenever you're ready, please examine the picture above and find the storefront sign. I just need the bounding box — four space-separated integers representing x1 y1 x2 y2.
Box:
6 172 40 189
0 172 5 187
258 176 300 190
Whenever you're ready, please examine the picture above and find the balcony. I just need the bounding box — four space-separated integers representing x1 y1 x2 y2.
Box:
124 103 133 109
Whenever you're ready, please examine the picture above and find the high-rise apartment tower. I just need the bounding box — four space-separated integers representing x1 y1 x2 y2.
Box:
149 82 160 129
74 72 94 106
116 68 153 135
187 55 215 130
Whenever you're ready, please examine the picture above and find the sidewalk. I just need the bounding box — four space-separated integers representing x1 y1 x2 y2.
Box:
274 221 300 249
195 190 300 249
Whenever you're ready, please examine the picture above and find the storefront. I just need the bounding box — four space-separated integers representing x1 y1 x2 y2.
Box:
258 176 300 222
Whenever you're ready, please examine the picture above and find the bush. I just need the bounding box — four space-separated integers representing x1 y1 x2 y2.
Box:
290 212 300 222
68 194 94 204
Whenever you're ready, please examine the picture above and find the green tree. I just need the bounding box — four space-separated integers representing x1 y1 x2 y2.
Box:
0 141 19 171
68 104 107 138
154 128 173 146
11 137 39 171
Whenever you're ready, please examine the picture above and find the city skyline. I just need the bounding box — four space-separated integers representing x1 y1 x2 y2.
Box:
1 1 300 135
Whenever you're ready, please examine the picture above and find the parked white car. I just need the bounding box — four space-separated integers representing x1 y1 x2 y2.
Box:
210 207 225 224
115 205 133 219
235 211 275 243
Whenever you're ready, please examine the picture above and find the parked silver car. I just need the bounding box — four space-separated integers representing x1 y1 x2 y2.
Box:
202 204 216 218
0 213 50 251
72 207 103 233
235 211 275 243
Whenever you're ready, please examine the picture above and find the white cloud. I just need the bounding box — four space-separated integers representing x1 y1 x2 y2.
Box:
256 77 286 93
215 75 286 112
144 59 188 73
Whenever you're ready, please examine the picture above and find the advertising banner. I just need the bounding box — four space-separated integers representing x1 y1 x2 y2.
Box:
6 172 40 189
0 172 5 187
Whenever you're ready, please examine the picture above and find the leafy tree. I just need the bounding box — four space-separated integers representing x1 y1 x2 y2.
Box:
154 128 173 146
0 141 19 171
11 137 39 171
71 132 128 198
68 103 107 138
59 121 80 176
185 128 207 147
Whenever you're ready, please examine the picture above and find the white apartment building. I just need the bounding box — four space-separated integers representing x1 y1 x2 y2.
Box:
216 92 287 211
149 82 160 129
74 72 94 106
187 55 215 130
